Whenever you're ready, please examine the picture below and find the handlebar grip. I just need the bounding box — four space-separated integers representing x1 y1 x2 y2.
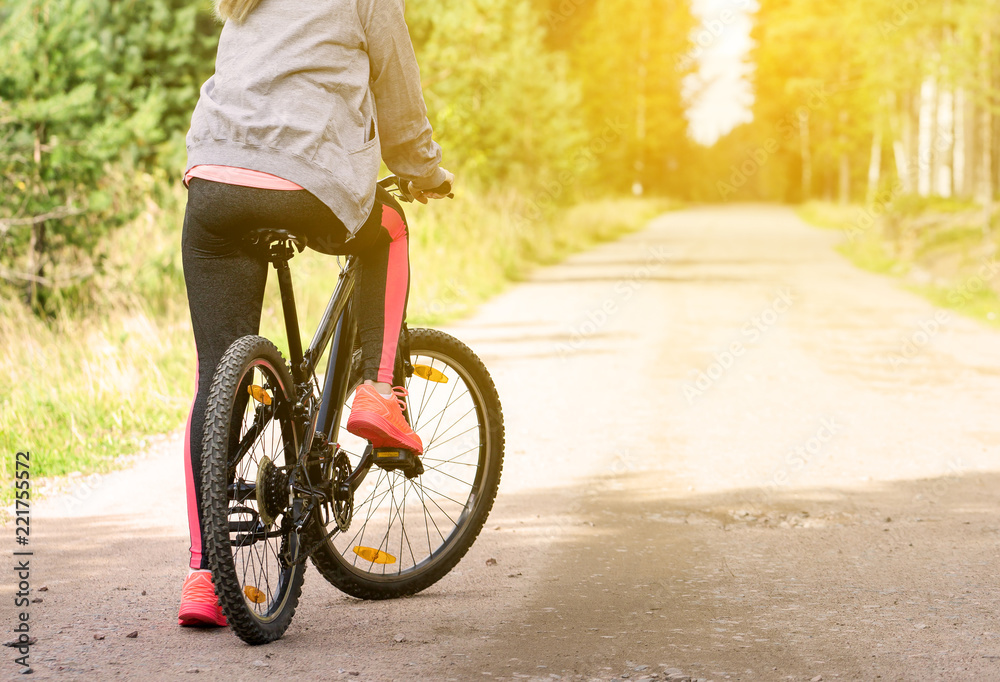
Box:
423 180 452 196
385 175 454 201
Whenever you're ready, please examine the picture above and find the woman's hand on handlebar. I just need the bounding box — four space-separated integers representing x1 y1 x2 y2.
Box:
408 168 455 204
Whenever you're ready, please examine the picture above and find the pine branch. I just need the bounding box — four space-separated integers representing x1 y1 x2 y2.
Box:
0 206 84 232
0 264 94 288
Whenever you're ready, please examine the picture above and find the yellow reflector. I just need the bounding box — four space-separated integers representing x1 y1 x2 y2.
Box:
244 585 266 603
353 546 397 564
248 385 272 405
413 364 448 383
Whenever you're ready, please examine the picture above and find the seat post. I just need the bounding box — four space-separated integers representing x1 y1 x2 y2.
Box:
270 242 305 384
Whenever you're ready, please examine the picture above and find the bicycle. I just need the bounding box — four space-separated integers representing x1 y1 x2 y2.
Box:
198 176 504 644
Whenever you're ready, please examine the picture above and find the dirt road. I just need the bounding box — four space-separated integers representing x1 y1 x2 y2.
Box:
6 205 1000 681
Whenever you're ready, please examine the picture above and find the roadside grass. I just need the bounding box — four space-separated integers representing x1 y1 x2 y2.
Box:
2 186 671 505
797 200 1000 327
797 201 902 275
0 192 195 490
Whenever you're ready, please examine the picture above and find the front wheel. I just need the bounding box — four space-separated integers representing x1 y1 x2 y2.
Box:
309 328 505 599
200 335 306 644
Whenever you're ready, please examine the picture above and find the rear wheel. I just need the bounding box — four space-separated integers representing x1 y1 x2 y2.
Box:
308 328 504 599
200 335 306 644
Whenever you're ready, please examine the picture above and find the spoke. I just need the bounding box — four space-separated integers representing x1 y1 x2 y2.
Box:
409 481 462 526
376 474 404 575
249 507 269 609
238 521 253 598
248 532 265 612
226 362 295 616
420 484 449 544
417 463 475 487
412 356 443 430
421 381 464 446
400 479 417 568
343 469 390 555
426 423 479 452
259 532 272 611
421 457 479 467
422 444 479 465
424 403 475 450
409 478 470 509
416 477 434 555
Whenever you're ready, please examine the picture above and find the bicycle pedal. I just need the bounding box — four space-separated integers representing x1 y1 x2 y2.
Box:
373 448 424 478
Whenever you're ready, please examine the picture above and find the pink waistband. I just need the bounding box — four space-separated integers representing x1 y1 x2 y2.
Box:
184 165 304 191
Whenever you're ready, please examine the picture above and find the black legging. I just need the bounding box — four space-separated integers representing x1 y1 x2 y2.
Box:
180 178 409 570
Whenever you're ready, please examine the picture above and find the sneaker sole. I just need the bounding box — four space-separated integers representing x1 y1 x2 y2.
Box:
346 412 423 453
178 603 227 627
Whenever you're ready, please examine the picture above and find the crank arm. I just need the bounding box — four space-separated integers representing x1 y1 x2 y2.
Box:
345 445 375 493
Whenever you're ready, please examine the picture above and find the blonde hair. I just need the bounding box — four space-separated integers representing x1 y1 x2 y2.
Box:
214 0 264 23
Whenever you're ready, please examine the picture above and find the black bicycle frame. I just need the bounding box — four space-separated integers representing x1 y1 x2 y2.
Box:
272 251 359 443
266 176 413 452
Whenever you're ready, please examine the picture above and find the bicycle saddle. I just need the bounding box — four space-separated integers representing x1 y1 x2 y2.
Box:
246 228 307 252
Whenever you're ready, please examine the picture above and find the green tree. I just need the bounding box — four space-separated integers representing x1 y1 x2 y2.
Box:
407 0 589 188
0 0 217 312
569 0 696 194
738 0 997 208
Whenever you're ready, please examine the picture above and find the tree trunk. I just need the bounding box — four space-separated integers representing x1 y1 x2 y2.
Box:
953 87 970 198
633 13 649 196
904 89 919 193
890 90 913 194
27 222 46 311
838 151 850 204
823 118 834 202
799 109 811 201
965 93 978 199
867 97 884 204
838 110 850 205
934 89 955 197
941 13 956 197
978 26 993 233
918 77 935 196
930 81 941 196
28 124 46 311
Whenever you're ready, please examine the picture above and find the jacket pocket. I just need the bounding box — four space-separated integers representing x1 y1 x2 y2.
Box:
347 134 380 201
350 134 378 156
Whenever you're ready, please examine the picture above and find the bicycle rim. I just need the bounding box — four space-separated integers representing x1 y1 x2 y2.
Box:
222 358 299 621
332 346 491 581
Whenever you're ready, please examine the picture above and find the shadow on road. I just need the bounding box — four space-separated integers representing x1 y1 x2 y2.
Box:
6 470 999 681
447 469 1000 681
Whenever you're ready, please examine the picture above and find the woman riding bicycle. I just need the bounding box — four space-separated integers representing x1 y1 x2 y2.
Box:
178 0 453 628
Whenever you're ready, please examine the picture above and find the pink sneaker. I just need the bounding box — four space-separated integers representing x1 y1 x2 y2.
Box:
346 385 423 453
178 570 227 627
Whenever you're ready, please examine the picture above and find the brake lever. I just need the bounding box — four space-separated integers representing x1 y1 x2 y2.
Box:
394 176 415 203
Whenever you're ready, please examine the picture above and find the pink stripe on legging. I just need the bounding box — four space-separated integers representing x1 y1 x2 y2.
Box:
184 365 202 570
378 206 409 384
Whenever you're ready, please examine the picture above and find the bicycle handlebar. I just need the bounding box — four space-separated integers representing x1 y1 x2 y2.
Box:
377 175 453 203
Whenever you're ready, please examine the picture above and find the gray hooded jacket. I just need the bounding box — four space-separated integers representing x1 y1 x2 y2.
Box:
185 0 446 234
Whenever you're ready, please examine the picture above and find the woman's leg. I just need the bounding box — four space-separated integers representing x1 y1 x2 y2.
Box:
179 181 365 627
356 199 411 385
347 197 423 452
181 180 269 571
